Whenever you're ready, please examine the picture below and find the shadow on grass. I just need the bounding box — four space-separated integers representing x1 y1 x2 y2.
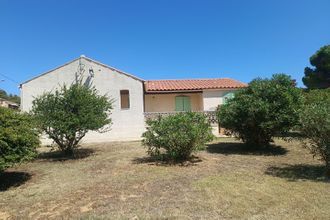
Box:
265 164 329 182
276 131 302 138
38 148 96 162
132 155 202 167
206 142 288 156
0 171 32 191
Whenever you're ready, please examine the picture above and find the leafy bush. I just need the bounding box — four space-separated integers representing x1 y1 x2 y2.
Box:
142 112 214 161
31 83 113 155
299 89 330 177
0 107 39 172
217 74 302 148
303 87 330 104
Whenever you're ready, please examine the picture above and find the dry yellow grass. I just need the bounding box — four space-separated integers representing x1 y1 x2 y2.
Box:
0 138 329 219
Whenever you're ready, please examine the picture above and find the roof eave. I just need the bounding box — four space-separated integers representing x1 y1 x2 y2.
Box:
20 57 81 86
20 56 145 86
145 86 246 93
82 56 144 82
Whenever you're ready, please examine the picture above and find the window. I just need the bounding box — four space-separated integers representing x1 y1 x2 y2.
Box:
120 90 130 109
175 96 191 111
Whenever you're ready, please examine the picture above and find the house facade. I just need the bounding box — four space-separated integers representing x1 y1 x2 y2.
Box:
20 56 247 144
144 78 243 112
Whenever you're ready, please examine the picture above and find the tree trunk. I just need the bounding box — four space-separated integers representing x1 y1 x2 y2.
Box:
64 147 74 156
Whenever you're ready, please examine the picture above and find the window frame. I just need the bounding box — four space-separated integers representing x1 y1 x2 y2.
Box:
120 90 130 110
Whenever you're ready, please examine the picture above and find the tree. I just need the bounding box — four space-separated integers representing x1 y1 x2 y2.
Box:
142 112 214 161
217 74 302 148
31 83 113 155
0 107 39 172
302 45 330 89
299 89 330 177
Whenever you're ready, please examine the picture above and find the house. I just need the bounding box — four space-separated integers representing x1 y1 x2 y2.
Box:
20 56 247 143
0 98 19 110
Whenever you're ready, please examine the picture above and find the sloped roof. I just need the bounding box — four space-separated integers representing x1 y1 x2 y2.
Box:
20 55 143 85
20 56 246 92
144 78 247 92
82 56 143 82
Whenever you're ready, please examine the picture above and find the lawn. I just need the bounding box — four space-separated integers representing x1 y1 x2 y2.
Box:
0 138 329 219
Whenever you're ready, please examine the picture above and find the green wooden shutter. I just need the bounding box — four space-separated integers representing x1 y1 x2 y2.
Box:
175 96 184 111
175 96 191 111
183 96 191 111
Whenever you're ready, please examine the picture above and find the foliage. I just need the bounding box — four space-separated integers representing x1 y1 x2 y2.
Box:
217 74 302 148
303 87 330 104
299 89 330 177
31 83 113 155
0 89 20 104
302 45 330 89
0 107 39 172
142 112 214 161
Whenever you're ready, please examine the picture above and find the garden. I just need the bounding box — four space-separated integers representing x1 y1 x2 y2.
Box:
1 138 329 219
0 45 329 219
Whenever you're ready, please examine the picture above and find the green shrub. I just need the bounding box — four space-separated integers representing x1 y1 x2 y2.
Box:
0 107 39 172
217 74 302 148
299 89 330 177
31 83 113 156
303 87 330 104
142 112 214 161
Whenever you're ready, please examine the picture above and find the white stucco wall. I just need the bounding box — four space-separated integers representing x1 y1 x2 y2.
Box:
21 57 145 143
202 89 237 111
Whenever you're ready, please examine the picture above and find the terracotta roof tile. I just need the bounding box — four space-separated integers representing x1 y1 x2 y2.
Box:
145 78 247 92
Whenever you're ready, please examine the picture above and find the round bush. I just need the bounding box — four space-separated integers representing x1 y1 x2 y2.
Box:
217 74 302 148
142 112 214 161
299 89 330 177
31 83 113 155
0 107 39 172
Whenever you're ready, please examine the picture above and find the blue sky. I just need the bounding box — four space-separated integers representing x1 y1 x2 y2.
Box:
0 0 329 95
